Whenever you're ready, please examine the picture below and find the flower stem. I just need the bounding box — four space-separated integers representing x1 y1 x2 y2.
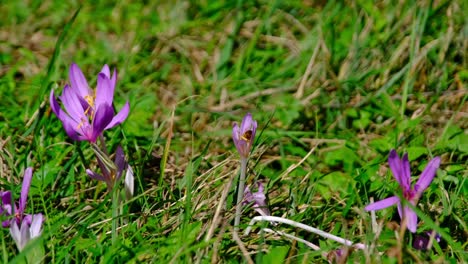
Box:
111 187 119 245
91 143 116 173
234 157 248 231
396 216 408 264
98 135 109 155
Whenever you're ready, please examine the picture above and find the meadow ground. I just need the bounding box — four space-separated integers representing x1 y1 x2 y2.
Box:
0 1 467 263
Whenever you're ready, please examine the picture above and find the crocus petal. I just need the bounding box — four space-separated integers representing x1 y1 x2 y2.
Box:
2 220 10 228
232 122 240 142
404 206 418 233
95 73 115 109
50 89 63 119
1 191 12 203
414 157 440 195
401 153 411 190
243 185 253 205
19 167 33 214
110 68 117 92
232 123 241 151
257 182 264 193
114 146 127 180
397 203 403 221
250 119 258 146
100 65 117 99
86 169 107 182
91 104 114 142
100 64 111 78
365 196 399 211
251 183 267 207
69 63 91 98
124 165 134 200
252 191 267 207
232 122 249 158
388 150 408 191
62 117 85 141
240 113 254 133
1 191 12 214
10 220 30 251
55 87 92 140
30 214 43 238
252 193 269 216
9 221 22 249
60 84 87 123
23 214 32 226
104 101 130 130
50 90 82 139
244 183 270 216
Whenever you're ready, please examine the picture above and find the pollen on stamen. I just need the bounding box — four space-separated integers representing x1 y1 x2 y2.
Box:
84 106 94 117
84 94 95 108
77 118 87 130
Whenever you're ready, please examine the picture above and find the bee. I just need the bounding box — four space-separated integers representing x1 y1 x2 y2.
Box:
240 130 253 141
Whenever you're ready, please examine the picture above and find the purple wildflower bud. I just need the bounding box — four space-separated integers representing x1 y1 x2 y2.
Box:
413 231 442 250
326 247 351 264
1 191 13 227
86 146 134 197
50 63 130 143
365 150 440 233
243 182 270 217
232 113 257 159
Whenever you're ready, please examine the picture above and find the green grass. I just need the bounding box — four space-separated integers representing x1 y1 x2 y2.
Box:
0 0 467 263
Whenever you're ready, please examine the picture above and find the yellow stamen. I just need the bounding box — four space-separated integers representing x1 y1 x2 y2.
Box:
83 92 96 117
77 117 87 130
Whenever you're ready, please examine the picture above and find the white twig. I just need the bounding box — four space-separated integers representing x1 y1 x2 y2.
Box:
261 228 320 250
244 216 367 250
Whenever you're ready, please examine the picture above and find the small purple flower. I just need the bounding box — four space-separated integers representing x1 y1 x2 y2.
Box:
0 168 43 251
232 113 257 159
50 63 130 142
1 191 13 227
243 182 270 217
10 213 43 251
86 146 134 197
365 150 441 233
413 231 441 250
326 248 349 264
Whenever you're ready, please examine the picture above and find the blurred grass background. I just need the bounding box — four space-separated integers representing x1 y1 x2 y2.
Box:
0 0 466 262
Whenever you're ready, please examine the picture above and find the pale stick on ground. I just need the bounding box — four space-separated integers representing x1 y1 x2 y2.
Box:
244 216 367 250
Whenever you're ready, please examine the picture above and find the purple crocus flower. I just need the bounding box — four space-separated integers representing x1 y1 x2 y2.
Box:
0 168 43 251
10 213 43 251
86 146 134 198
243 182 270 217
365 150 441 233
232 113 257 159
50 63 130 142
